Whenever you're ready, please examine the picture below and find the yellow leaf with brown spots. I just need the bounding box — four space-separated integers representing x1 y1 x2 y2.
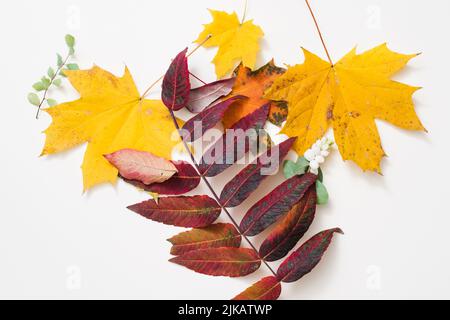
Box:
42 66 181 190
265 44 425 172
222 61 287 128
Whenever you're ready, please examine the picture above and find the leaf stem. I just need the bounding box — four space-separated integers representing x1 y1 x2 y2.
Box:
241 0 248 24
141 35 212 99
305 0 333 65
168 109 278 278
35 52 71 119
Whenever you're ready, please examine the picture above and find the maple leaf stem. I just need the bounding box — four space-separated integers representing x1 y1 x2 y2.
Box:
189 72 207 85
241 0 248 24
168 109 278 278
305 0 334 65
141 35 212 99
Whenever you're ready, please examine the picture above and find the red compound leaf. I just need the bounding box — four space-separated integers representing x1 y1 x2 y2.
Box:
128 195 221 228
170 247 261 277
232 276 281 300
220 138 296 208
187 78 236 113
162 48 190 111
260 186 317 261
167 223 241 256
277 228 343 283
240 173 317 236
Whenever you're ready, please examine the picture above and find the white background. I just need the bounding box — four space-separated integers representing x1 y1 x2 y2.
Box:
1 0 449 300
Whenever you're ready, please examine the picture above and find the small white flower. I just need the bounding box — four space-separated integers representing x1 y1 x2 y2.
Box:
310 167 319 175
304 149 315 161
309 160 319 170
312 145 321 155
316 155 325 164
321 150 329 157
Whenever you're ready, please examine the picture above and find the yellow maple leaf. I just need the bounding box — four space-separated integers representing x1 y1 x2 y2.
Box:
265 44 425 172
42 66 181 190
195 9 264 79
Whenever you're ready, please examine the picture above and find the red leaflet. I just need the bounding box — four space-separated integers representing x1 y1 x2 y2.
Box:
232 276 281 300
170 247 261 277
220 138 296 208
167 223 241 256
123 161 200 195
240 173 317 236
187 78 236 113
162 48 190 111
277 228 343 283
260 186 317 261
104 149 177 185
198 103 269 177
182 96 246 143
127 195 221 228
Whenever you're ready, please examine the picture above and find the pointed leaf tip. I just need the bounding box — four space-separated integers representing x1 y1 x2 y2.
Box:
162 48 190 111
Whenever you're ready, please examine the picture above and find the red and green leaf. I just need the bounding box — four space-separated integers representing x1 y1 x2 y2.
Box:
182 95 246 142
187 78 236 113
198 103 269 177
277 228 343 283
240 173 317 236
167 223 241 256
123 161 200 195
127 195 221 228
260 186 317 261
170 247 261 277
220 138 296 208
162 48 190 111
232 276 281 300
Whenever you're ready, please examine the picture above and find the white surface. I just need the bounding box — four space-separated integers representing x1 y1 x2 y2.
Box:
0 0 449 300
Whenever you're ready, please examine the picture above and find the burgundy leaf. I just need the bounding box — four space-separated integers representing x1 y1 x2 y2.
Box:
220 138 296 208
232 276 281 300
170 247 261 277
260 186 317 262
276 228 343 283
104 149 177 185
167 223 241 256
182 96 246 143
127 195 221 228
198 103 269 177
187 78 236 113
123 161 200 195
162 48 190 111
240 173 317 236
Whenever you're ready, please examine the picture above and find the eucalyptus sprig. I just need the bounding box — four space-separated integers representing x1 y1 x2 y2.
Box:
28 34 79 119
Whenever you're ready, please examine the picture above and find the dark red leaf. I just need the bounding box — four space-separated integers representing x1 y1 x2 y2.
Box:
220 138 296 208
187 78 236 113
170 247 261 277
127 195 221 228
182 96 246 143
123 161 200 195
232 276 281 300
240 173 317 236
198 103 269 177
276 228 343 283
162 48 190 111
260 186 317 261
167 223 241 256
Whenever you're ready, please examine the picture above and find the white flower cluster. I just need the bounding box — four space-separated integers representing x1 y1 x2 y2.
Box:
304 137 333 175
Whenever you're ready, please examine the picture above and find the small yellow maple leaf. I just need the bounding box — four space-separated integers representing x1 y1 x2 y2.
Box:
265 44 425 172
42 66 181 191
195 9 264 79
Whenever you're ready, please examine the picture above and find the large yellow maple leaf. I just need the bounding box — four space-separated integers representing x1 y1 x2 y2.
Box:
265 44 425 172
195 9 264 79
42 66 180 190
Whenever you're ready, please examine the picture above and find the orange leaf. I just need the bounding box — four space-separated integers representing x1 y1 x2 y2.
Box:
222 60 287 128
